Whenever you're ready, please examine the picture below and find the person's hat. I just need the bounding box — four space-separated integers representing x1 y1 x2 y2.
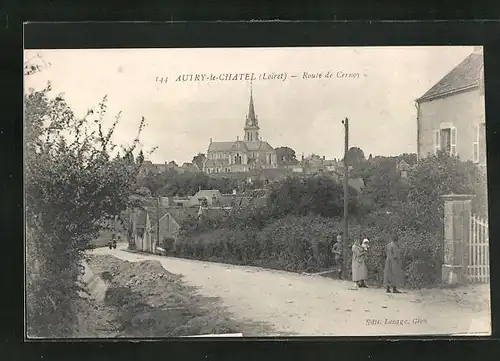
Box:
362 238 370 245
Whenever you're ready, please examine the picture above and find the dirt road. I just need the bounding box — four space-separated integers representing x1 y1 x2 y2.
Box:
91 245 491 336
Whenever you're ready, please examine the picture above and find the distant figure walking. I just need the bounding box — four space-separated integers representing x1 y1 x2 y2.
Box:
331 234 343 279
351 239 368 289
384 235 404 293
109 234 117 250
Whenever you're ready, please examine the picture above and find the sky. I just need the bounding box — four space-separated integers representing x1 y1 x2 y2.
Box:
24 46 476 165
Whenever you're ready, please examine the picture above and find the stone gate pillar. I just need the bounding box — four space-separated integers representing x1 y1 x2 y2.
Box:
441 194 475 285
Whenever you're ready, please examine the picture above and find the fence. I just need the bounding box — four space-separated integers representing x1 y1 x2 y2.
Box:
467 214 490 283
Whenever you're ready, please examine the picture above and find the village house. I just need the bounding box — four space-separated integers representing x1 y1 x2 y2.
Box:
416 47 486 165
138 160 181 176
178 162 201 173
187 189 223 207
203 85 278 174
128 208 154 252
397 159 410 180
128 191 265 254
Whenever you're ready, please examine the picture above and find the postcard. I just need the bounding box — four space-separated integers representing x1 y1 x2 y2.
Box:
24 46 490 338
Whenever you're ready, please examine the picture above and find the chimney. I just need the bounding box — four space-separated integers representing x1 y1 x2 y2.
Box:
323 156 326 160
210 137 212 143
237 136 239 141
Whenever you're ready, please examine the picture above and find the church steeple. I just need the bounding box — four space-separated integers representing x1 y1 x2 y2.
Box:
247 84 257 125
244 81 260 142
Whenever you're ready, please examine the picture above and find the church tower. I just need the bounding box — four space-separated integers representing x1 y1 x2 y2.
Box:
244 82 260 142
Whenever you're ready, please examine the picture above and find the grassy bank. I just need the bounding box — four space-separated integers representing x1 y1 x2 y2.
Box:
86 254 240 337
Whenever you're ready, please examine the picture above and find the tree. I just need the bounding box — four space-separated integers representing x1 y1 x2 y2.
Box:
267 175 359 219
354 156 409 211
136 150 145 165
275 146 298 165
397 153 418 166
343 147 365 167
402 151 487 231
25 84 146 337
24 53 51 76
192 153 207 170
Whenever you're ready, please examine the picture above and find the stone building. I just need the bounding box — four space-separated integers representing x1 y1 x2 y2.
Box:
416 48 486 165
203 86 278 174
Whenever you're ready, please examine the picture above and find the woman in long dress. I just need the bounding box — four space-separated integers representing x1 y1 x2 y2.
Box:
351 239 368 288
383 234 404 293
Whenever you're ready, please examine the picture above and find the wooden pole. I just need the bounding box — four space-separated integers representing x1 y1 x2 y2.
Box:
342 118 349 275
156 196 160 252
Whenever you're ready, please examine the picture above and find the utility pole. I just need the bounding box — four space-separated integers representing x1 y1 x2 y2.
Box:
156 196 160 252
342 117 349 275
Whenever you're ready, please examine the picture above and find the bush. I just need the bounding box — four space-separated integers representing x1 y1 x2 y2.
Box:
168 152 486 289
266 175 359 219
255 215 339 272
173 228 259 265
25 84 145 337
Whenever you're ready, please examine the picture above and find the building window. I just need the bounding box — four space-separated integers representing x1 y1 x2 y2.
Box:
434 126 457 156
473 122 486 163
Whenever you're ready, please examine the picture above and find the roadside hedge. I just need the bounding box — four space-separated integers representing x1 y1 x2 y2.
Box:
170 213 442 289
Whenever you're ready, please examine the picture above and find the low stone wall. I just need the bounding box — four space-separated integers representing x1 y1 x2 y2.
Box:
80 261 108 302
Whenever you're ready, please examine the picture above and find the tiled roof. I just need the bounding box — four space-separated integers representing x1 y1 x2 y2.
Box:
208 141 237 152
208 140 275 152
230 141 249 152
417 52 483 102
181 162 199 170
164 207 200 225
246 141 274 151
193 189 222 200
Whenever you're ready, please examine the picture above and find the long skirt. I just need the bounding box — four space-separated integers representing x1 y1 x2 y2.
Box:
352 260 368 281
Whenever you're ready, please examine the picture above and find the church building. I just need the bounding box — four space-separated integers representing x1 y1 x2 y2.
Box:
203 86 278 174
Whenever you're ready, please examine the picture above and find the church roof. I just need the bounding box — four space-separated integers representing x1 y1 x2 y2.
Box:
246 140 274 151
230 141 249 152
207 140 275 153
208 141 236 152
417 52 483 102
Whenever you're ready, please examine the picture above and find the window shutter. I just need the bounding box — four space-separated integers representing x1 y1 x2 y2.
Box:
434 130 441 154
473 124 479 163
450 127 457 156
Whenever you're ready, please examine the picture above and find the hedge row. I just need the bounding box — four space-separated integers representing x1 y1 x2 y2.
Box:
164 214 442 288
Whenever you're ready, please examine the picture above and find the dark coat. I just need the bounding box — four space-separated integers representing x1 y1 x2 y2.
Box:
383 241 404 286
351 244 368 281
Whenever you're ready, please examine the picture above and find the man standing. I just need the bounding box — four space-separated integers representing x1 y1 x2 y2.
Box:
331 235 343 279
384 234 404 293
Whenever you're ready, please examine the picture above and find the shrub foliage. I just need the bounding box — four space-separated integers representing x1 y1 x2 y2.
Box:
25 83 145 337
169 151 487 289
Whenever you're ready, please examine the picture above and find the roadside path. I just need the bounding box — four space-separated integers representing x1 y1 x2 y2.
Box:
90 245 490 336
